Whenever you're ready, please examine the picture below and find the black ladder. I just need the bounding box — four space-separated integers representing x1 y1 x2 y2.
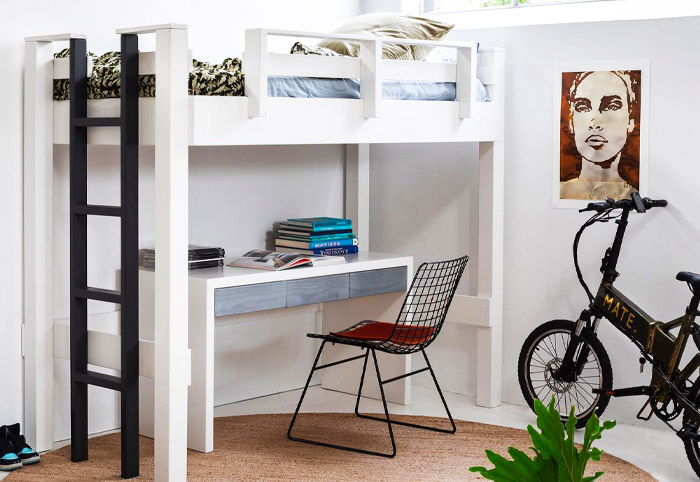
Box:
69 35 140 479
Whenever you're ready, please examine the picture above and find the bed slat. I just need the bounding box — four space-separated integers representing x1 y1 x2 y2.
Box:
244 29 267 117
53 51 157 79
383 59 456 82
268 53 360 79
359 40 381 118
456 45 476 119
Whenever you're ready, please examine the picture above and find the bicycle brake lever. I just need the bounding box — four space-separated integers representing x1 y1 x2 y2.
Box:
631 192 646 213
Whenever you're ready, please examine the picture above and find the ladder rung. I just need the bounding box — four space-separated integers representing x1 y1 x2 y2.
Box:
74 204 122 217
74 370 122 391
73 117 122 127
73 287 123 304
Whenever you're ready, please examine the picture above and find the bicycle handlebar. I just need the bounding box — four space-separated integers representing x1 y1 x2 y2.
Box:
645 198 668 209
579 195 667 213
573 192 667 303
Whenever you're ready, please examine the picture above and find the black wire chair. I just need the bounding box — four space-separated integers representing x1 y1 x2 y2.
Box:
287 255 469 458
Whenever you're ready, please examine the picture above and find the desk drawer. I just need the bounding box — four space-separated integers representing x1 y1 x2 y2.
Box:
349 266 407 298
215 282 286 316
286 274 349 307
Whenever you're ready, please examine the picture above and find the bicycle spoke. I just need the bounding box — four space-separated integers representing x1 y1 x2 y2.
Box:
536 385 551 401
573 383 594 405
539 340 556 360
532 350 550 366
545 336 560 357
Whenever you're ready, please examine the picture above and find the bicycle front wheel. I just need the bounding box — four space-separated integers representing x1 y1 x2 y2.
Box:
518 319 613 428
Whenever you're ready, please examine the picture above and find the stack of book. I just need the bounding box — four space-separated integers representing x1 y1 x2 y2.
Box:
142 245 225 270
274 217 358 255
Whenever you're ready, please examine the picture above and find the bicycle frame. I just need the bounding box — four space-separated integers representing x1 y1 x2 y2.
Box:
591 283 698 380
558 202 700 422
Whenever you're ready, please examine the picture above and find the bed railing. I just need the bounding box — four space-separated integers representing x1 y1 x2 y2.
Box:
50 28 497 125
244 28 480 119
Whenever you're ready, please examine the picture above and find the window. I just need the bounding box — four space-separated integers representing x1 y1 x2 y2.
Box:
422 0 606 13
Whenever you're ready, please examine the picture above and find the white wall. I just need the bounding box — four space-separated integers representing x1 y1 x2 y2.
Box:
369 143 481 394
369 16 700 427
2 0 359 441
427 0 700 29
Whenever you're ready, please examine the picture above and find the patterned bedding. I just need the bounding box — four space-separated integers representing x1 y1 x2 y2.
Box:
53 49 243 100
52 44 487 102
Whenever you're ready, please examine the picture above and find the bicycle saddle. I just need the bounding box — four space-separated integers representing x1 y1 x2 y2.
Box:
677 271 700 293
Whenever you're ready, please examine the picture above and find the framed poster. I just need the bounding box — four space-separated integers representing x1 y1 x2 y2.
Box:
553 60 649 209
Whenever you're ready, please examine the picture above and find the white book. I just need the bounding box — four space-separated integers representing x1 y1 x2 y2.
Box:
228 249 345 271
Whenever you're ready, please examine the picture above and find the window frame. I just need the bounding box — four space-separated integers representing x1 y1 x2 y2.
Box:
421 0 610 15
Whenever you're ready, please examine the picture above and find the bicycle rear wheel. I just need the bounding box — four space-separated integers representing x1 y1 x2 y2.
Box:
682 376 700 478
518 319 613 428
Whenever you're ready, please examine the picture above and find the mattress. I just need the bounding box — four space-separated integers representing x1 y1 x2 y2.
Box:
268 76 489 102
55 75 489 102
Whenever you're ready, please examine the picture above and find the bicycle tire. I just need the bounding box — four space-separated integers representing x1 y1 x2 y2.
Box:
682 376 700 478
518 319 613 428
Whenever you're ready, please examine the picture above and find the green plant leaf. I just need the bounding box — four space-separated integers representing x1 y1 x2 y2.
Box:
470 448 549 481
470 396 615 482
582 472 606 482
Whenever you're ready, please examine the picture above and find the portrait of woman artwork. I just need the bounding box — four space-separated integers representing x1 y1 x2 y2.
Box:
553 62 648 207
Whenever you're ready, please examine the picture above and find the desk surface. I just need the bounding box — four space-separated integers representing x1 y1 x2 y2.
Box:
141 251 413 289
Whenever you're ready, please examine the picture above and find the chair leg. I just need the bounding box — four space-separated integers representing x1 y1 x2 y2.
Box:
287 340 326 440
422 349 457 433
354 349 370 416
356 349 456 434
370 348 397 457
288 345 396 457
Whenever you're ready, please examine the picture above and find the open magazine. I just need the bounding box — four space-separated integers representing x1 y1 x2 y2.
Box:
228 249 346 271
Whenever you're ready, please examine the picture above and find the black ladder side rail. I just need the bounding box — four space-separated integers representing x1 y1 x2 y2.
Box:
69 35 140 479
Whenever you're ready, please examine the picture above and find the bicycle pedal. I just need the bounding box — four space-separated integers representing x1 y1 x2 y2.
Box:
637 397 654 421
678 425 700 442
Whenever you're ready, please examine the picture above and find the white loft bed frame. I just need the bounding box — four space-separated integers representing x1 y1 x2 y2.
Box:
24 23 504 481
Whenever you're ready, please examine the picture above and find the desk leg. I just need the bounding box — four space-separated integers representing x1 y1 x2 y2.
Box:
187 281 214 452
321 292 410 405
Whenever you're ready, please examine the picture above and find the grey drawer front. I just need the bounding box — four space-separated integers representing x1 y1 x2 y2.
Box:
287 274 349 307
215 282 286 316
349 266 407 298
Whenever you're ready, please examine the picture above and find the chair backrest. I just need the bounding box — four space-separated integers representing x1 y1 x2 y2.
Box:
384 255 469 353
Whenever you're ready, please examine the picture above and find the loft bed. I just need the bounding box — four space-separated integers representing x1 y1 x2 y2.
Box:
23 23 504 481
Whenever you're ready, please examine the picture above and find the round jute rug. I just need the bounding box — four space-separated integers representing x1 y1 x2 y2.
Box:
6 413 656 481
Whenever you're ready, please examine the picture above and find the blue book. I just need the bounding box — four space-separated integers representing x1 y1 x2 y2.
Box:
312 246 359 255
276 246 359 256
286 217 352 231
277 227 353 238
279 222 351 233
275 236 358 250
276 233 356 242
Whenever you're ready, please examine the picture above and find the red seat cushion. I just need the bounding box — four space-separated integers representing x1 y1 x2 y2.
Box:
330 321 434 346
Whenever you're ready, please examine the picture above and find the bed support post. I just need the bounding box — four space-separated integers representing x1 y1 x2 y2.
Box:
476 141 504 408
153 26 190 482
345 144 370 250
476 49 505 408
23 36 62 454
114 22 191 482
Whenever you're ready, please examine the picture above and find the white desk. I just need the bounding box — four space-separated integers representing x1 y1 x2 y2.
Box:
139 252 413 452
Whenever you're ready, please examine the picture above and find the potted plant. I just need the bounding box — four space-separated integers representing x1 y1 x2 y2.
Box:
470 397 616 481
